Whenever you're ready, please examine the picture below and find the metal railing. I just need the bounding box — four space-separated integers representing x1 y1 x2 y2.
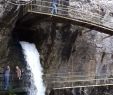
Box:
0 72 113 90
0 73 29 91
21 0 113 34
44 72 113 89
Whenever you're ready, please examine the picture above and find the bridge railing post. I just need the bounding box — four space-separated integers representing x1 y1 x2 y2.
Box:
47 1 51 14
31 1 33 11
40 0 43 12
22 4 28 16
24 3 30 12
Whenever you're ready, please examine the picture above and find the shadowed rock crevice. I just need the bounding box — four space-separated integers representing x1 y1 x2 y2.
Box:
12 17 97 76
12 15 84 71
61 29 79 61
1 0 113 95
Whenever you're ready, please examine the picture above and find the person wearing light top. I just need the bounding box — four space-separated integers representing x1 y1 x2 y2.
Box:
15 66 21 80
51 0 58 14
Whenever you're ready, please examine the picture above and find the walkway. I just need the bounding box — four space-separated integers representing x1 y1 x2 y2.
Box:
21 0 113 35
44 72 113 89
0 72 113 91
0 73 27 94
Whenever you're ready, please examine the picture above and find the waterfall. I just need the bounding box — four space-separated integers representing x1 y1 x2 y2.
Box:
20 41 45 95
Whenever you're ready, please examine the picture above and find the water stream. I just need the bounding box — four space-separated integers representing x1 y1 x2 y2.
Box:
20 41 45 95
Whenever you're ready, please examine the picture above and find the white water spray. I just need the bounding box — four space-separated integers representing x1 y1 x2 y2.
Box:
20 41 45 95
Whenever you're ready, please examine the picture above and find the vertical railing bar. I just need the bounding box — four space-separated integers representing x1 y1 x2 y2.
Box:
39 0 41 12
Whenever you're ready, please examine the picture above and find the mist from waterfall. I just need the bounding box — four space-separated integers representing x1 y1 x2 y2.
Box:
20 41 45 95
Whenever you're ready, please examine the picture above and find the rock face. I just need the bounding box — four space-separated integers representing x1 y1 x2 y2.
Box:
69 0 113 77
34 22 96 75
0 0 113 77
0 0 113 95
0 1 24 69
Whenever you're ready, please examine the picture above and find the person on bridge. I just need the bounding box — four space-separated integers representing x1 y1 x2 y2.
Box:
51 0 58 14
15 66 21 80
3 65 10 90
15 66 21 87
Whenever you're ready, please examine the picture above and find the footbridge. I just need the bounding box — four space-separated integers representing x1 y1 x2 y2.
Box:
0 73 28 95
18 0 113 35
1 72 113 92
0 71 113 93
44 72 113 90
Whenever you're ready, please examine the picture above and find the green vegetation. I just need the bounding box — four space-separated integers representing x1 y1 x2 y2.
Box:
8 88 16 95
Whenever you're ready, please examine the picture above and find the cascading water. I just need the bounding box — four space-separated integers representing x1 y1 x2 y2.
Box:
20 41 45 95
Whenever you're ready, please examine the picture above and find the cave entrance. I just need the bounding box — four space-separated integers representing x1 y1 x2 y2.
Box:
12 12 50 43
12 26 35 43
9 15 47 68
11 12 61 48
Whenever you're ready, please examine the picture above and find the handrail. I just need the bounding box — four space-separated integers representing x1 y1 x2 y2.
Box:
20 0 113 34
27 4 102 24
44 71 113 76
30 1 100 16
30 3 101 18
31 0 101 17
50 77 113 83
44 71 113 89
53 84 113 89
0 73 29 91
7 0 33 5
29 1 101 17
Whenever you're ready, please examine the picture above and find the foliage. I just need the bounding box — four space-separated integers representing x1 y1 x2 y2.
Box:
8 88 16 95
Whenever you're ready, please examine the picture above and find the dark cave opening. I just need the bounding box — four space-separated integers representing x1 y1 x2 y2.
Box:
12 27 35 43
11 24 48 48
9 19 40 68
10 25 36 66
10 18 50 68
11 12 51 45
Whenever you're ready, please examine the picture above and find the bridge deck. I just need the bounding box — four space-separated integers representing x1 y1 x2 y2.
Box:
44 73 113 89
28 11 113 35
0 73 113 91
0 73 28 94
21 0 113 35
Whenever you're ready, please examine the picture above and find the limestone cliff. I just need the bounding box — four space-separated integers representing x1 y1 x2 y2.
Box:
0 1 22 68
0 0 113 95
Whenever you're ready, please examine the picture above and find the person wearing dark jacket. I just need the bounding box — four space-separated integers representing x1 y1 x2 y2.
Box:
3 65 10 90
